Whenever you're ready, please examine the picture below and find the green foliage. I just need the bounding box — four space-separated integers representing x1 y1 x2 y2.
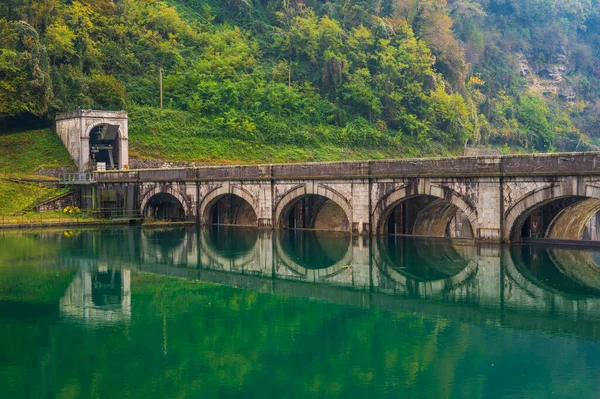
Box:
0 20 53 118
1 0 598 160
128 106 443 163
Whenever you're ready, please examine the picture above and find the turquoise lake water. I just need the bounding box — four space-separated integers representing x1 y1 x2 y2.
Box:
1 226 600 398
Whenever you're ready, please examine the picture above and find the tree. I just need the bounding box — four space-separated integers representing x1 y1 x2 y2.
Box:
0 20 53 119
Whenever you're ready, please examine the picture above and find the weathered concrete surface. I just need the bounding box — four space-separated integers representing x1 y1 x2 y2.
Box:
91 152 600 243
56 110 128 171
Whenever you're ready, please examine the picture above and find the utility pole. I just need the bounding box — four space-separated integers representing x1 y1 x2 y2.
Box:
159 67 163 109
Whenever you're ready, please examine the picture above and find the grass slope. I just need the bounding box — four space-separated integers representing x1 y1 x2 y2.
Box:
0 129 74 214
129 107 454 164
0 129 73 175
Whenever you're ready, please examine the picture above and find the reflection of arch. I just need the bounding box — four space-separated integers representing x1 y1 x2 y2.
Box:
274 184 353 231
199 227 261 273
140 186 190 219
505 183 600 242
141 228 187 264
200 186 259 226
372 237 478 297
373 185 478 237
274 231 353 281
507 245 600 298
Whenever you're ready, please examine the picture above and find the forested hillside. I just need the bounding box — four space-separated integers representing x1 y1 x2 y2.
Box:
1 0 600 162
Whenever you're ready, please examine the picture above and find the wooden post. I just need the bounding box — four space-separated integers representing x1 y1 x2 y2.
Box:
159 67 163 109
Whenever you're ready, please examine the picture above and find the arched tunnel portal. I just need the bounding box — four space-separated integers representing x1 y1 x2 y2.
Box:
510 196 600 242
144 192 186 221
380 195 475 239
280 194 350 233
207 194 258 227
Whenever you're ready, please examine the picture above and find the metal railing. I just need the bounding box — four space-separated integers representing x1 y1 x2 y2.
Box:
59 173 96 185
87 208 143 219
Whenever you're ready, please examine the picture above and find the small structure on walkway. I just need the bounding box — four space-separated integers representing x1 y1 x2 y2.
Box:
56 110 129 172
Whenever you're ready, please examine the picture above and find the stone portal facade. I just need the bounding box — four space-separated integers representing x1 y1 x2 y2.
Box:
56 110 129 171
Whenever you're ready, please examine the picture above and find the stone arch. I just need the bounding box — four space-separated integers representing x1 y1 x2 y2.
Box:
373 184 478 237
85 121 122 139
140 185 191 219
273 184 353 231
504 182 600 242
200 185 259 226
274 184 353 231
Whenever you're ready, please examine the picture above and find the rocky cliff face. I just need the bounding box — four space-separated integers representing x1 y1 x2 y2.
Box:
517 52 576 101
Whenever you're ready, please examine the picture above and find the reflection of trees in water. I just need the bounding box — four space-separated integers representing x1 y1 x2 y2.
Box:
5 273 600 398
378 236 474 282
512 246 600 296
278 230 351 270
203 226 258 260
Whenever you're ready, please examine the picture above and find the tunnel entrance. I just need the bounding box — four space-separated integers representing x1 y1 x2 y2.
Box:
282 195 350 232
383 195 474 239
144 193 186 221
209 194 258 227
513 196 600 242
89 124 120 170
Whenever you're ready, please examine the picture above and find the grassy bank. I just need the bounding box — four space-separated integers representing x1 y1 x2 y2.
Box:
0 129 74 214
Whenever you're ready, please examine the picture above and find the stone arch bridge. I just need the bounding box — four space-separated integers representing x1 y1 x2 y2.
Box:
89 152 600 243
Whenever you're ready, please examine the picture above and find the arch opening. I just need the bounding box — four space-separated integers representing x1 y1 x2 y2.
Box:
281 195 350 232
382 195 474 239
89 124 120 170
511 196 600 242
144 192 186 221
208 194 258 227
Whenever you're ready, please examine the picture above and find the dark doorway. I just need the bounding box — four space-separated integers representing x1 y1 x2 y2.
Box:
89 124 120 170
145 193 186 221
210 194 258 226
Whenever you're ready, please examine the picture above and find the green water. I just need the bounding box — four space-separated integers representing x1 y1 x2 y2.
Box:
1 227 600 398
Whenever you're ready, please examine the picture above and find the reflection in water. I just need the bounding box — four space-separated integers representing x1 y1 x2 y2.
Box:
511 245 600 297
378 236 474 281
143 228 186 254
278 230 351 270
60 265 131 325
202 226 258 259
2 228 600 398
